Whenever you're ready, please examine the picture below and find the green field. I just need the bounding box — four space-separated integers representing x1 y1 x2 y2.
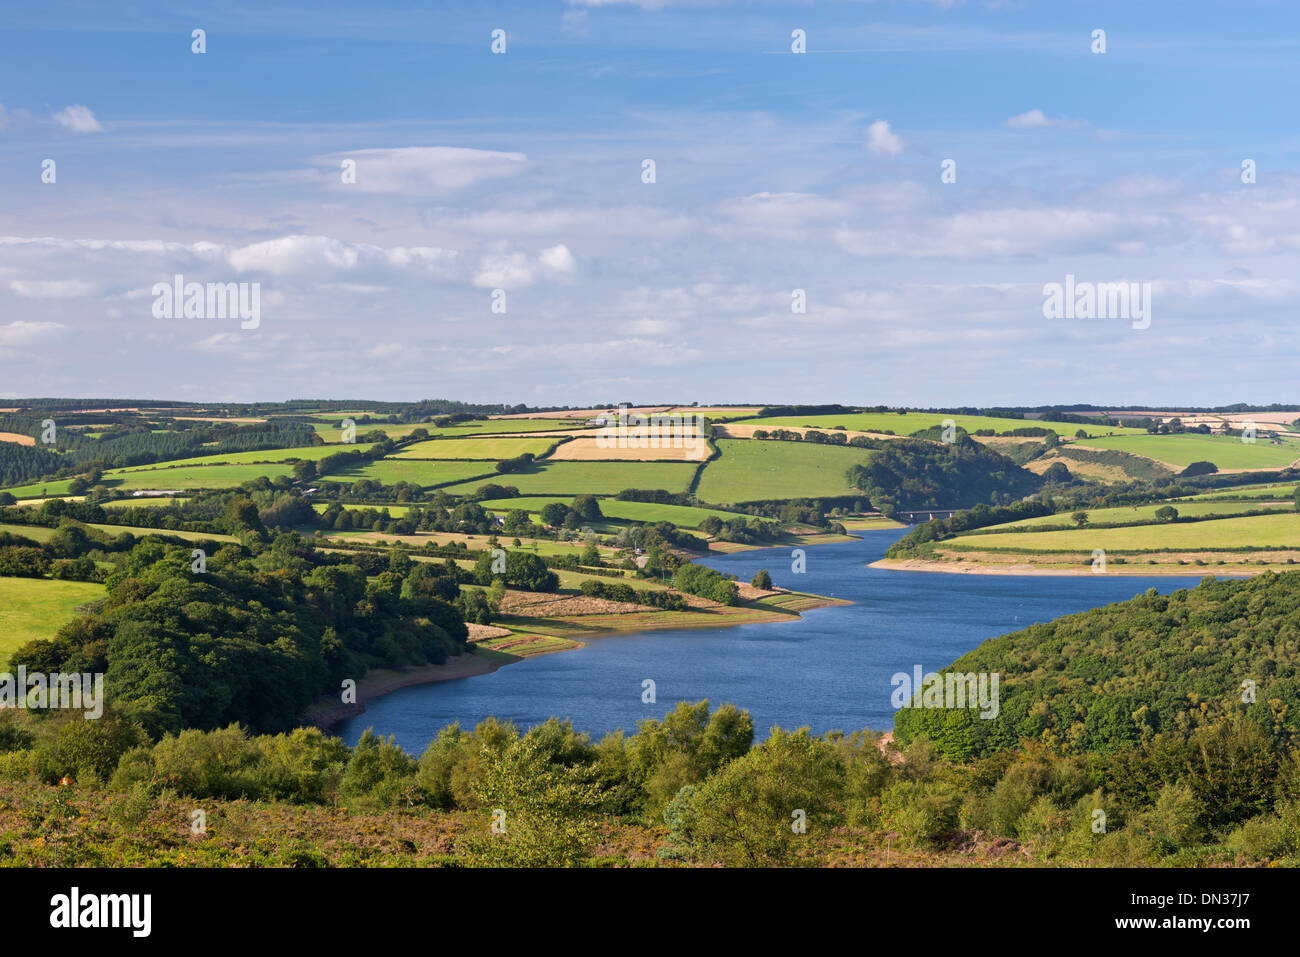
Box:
325 460 497 488
103 463 297 490
104 443 375 473
1180 483 1299 501
949 513 1300 552
392 437 559 460
438 461 698 497
478 495 747 528
1 521 237 544
1070 433 1300 470
0 577 104 665
0 523 56 542
314 418 578 441
979 500 1295 532
733 412 1146 438
694 439 873 503
1 479 75 498
101 497 191 508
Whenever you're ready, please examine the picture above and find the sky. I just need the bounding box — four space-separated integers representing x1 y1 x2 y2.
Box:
2 0 1300 407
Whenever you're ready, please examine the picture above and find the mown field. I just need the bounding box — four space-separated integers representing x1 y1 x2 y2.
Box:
977 500 1295 531
948 512 1300 552
0 577 104 665
313 418 579 441
478 496 747 528
1070 433 1300 470
323 460 497 488
438 461 699 497
1 479 75 498
392 437 559 460
694 439 873 503
1180 483 1299 501
103 463 297 490
103 443 375 471
733 412 1146 438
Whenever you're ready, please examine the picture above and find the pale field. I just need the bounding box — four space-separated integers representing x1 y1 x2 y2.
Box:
546 436 711 462
713 424 896 442
492 406 674 420
0 432 35 446
1023 451 1134 483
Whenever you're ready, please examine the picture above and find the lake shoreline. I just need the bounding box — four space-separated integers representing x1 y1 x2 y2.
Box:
303 589 849 732
871 557 1259 577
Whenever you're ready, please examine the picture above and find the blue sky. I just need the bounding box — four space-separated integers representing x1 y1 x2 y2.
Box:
3 0 1300 406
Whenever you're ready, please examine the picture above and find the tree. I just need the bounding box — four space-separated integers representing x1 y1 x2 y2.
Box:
751 569 773 589
1154 505 1179 522
688 727 844 866
466 735 605 867
540 502 569 526
1071 511 1089 527
292 459 318 482
570 495 603 522
580 544 602 567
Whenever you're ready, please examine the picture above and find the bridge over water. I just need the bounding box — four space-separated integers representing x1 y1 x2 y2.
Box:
893 509 961 524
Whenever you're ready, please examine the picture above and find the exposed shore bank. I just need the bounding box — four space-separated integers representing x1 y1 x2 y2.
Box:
303 589 849 731
870 557 1259 577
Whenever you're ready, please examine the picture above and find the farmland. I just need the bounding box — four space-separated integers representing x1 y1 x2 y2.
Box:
105 443 375 471
733 412 1146 438
695 439 874 503
1070 433 1300 470
545 436 710 462
974 499 1294 531
323 459 497 488
392 437 559 460
438 461 699 497
947 512 1300 552
106 463 297 490
0 577 103 666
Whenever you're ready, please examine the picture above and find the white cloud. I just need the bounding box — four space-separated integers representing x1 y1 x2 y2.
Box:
0 320 66 347
7 279 99 299
538 244 577 275
316 146 527 193
1006 109 1079 129
52 105 103 133
864 119 904 156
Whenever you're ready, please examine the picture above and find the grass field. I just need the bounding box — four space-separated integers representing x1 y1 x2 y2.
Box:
1070 433 1300 470
478 495 746 527
0 577 104 665
1 521 238 544
105 463 297 490
948 513 1300 552
694 439 873 503
392 437 558 460
437 461 698 497
314 418 580 441
0 523 56 542
977 500 1295 532
324 460 497 488
1180 483 1299 501
732 412 1147 438
106 443 375 472
1 479 75 498
101 497 191 508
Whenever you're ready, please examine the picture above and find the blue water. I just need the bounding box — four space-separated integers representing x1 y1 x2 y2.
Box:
338 529 1206 752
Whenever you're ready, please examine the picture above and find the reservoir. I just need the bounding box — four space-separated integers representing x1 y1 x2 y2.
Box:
338 528 1205 752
